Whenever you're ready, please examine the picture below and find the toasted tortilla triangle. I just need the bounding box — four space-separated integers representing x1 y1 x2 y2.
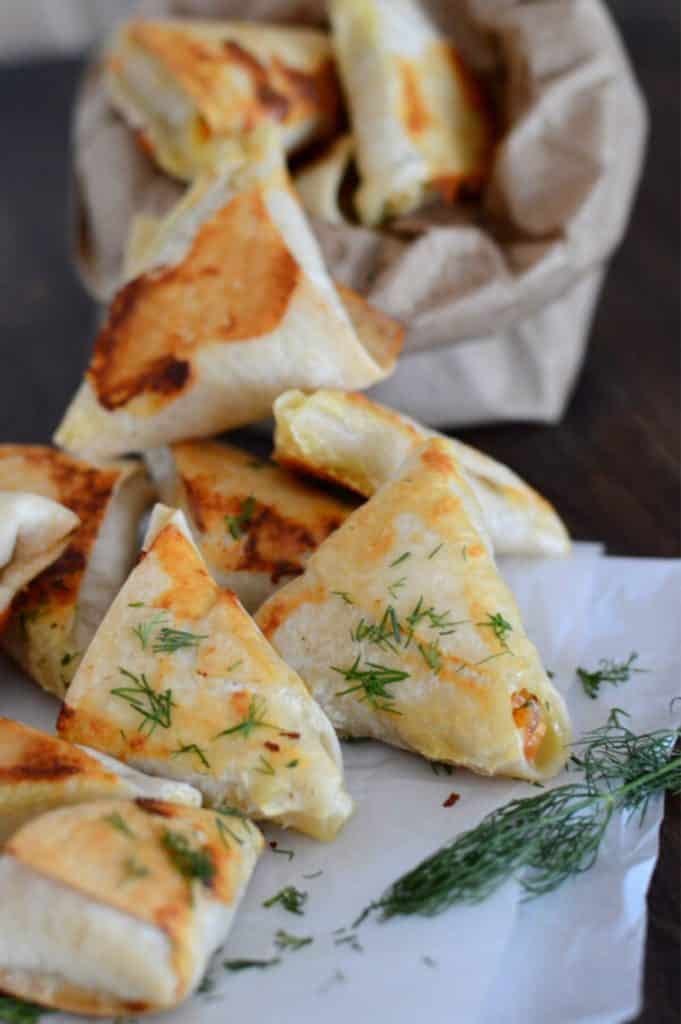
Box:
257 438 571 781
0 446 154 697
273 389 570 557
0 798 262 1015
55 129 401 459
329 0 494 224
0 493 79 628
58 504 353 840
147 440 356 611
107 17 343 180
0 716 200 845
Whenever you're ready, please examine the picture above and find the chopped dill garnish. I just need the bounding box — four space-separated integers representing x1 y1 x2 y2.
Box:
270 845 295 860
102 811 136 838
422 955 437 968
132 611 167 650
428 543 444 559
418 641 442 673
216 805 253 827
215 696 276 740
226 659 243 673
0 994 52 1024
275 929 312 951
356 711 681 922
225 495 257 540
152 627 207 655
121 856 150 882
331 590 354 605
286 759 299 769
547 669 555 679
389 551 411 567
111 667 175 734
216 817 244 848
388 576 406 599
256 755 276 776
303 870 323 879
403 596 462 644
352 605 402 652
128 601 145 608
161 830 215 887
60 650 80 667
172 742 210 769
333 656 409 714
224 958 280 972
577 652 645 699
461 546 468 561
263 885 308 915
477 612 513 648
430 761 454 777
334 932 363 952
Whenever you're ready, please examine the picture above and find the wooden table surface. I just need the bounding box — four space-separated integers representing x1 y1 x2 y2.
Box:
0 1 678 1020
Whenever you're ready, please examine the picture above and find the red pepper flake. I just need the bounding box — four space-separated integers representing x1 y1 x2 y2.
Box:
279 731 300 739
264 741 280 752
442 792 460 808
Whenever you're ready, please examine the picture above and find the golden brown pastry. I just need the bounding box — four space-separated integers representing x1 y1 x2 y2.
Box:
147 440 355 611
0 798 262 1015
329 0 494 224
0 493 79 629
55 129 402 459
257 438 571 781
107 17 343 179
58 504 354 840
0 716 200 845
0 446 153 696
273 389 570 557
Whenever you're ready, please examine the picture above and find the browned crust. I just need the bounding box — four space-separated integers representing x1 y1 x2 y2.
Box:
335 283 404 370
88 190 300 412
0 447 121 620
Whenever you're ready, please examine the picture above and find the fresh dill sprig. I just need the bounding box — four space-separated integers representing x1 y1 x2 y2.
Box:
352 605 401 652
225 495 257 540
430 761 454 777
132 611 167 650
0 995 52 1024
334 931 363 952
215 817 244 848
270 846 295 860
256 755 276 776
224 958 280 972
477 612 513 649
263 885 308 915
152 627 207 655
418 641 442 673
172 742 210 769
102 810 136 838
214 806 252 846
274 929 313 951
161 830 215 887
577 652 645 699
332 590 354 605
121 855 150 882
216 805 253 828
356 711 680 922
111 667 175 734
387 576 406 599
389 551 411 567
215 696 276 740
403 597 463 645
332 656 409 714
428 543 444 559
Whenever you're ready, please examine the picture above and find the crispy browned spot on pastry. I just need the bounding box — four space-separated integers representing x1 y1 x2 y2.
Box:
0 735 84 782
0 447 120 618
398 57 431 138
511 689 547 762
152 524 217 620
184 476 345 583
88 189 299 411
335 284 405 370
135 797 178 818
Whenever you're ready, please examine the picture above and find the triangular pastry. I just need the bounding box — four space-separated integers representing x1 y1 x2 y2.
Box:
0 715 200 845
58 504 354 840
0 446 154 696
0 798 262 1015
55 130 401 459
147 440 355 611
0 493 79 628
273 389 570 557
257 438 571 781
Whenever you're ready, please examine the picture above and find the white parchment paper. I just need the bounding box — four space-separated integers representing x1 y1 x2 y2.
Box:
0 546 678 1024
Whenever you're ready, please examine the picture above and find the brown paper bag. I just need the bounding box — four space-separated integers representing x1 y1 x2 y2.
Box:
72 0 647 427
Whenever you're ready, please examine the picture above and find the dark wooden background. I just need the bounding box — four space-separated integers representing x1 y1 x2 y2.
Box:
0 1 678 1020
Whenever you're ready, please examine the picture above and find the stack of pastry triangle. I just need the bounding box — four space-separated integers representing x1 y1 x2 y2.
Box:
59 504 354 841
257 437 571 781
